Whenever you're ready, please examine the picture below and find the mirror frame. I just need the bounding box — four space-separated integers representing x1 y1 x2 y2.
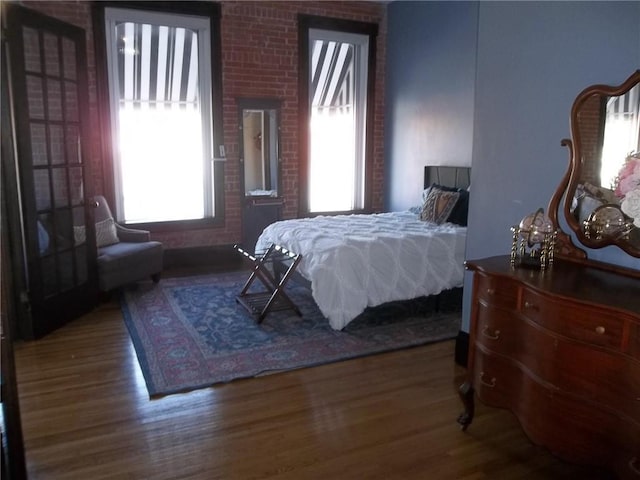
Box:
549 70 640 259
238 97 282 199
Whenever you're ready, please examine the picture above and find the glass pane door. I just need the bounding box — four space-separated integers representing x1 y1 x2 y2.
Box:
6 5 96 338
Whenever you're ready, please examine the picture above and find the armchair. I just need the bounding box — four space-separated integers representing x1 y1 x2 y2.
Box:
92 195 164 292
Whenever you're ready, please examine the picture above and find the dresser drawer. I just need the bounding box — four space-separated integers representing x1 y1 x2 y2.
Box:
520 288 624 350
472 346 639 465
554 342 640 423
475 273 519 309
475 302 640 427
631 322 640 361
474 303 515 356
474 304 564 381
471 346 524 411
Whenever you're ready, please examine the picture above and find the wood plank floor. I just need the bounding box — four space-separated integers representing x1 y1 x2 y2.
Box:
13 289 615 479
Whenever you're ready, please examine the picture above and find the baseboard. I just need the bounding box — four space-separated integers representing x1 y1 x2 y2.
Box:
163 244 243 270
454 330 469 367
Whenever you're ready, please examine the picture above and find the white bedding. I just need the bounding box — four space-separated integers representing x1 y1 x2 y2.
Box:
255 211 467 330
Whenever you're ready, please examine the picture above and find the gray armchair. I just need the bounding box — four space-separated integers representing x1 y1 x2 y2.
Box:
93 195 164 292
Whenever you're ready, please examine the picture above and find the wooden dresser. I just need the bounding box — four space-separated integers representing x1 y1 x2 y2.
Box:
460 255 640 479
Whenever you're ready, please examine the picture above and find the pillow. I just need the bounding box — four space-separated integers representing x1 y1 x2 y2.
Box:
73 226 86 246
95 218 119 247
430 182 458 193
575 192 604 224
583 182 619 205
409 187 433 214
447 189 469 226
429 183 469 226
571 184 586 214
420 188 460 224
38 220 50 254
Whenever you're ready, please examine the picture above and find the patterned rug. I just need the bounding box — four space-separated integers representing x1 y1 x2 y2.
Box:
121 271 462 397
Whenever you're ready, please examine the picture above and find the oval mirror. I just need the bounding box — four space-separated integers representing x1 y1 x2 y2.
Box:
560 70 640 258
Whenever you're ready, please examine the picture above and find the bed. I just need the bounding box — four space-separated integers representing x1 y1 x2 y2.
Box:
255 166 471 330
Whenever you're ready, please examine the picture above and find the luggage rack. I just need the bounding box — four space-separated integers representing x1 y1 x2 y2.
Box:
233 243 303 322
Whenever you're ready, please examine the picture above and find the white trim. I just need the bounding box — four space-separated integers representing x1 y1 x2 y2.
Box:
104 7 214 221
308 28 369 212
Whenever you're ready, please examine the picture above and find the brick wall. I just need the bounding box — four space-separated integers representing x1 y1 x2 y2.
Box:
577 94 603 186
23 0 387 249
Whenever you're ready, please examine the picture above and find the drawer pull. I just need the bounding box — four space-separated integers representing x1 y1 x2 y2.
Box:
629 457 639 475
523 301 538 311
486 288 496 295
479 372 496 388
595 326 606 335
481 325 501 340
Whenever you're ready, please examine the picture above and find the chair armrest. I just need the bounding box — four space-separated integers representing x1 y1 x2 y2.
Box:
115 224 151 242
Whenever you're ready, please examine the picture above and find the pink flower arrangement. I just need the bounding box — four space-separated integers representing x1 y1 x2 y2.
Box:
615 153 640 227
615 153 640 198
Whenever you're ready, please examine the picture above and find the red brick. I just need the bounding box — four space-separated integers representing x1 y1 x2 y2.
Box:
24 0 386 248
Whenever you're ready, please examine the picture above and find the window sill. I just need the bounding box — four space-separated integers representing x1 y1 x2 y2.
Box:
123 216 225 233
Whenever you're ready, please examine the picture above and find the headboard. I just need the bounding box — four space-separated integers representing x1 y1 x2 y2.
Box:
424 166 471 190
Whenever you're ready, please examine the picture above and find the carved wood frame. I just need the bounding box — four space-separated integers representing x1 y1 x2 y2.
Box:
548 70 640 261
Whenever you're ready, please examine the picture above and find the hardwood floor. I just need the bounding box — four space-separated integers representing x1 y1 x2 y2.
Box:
13 289 615 479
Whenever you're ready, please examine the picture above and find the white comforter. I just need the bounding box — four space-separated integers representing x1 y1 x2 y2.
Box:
255 211 467 330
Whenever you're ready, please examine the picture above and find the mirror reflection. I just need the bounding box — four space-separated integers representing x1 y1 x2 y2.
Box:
239 100 280 197
566 70 640 256
601 84 640 188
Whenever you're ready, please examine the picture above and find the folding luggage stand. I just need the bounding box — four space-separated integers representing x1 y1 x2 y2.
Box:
234 243 303 322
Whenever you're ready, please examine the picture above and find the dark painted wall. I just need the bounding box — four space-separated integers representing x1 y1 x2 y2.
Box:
385 1 640 331
385 1 478 212
470 1 640 266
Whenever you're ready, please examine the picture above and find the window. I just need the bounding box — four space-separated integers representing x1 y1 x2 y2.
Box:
101 4 222 224
600 84 640 188
298 16 377 215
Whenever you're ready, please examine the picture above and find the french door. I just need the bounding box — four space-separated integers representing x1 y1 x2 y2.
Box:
4 5 97 339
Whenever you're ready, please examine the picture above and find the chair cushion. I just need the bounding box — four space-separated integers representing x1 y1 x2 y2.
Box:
97 241 163 291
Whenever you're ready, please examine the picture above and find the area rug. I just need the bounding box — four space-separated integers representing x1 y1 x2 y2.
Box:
121 271 462 397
